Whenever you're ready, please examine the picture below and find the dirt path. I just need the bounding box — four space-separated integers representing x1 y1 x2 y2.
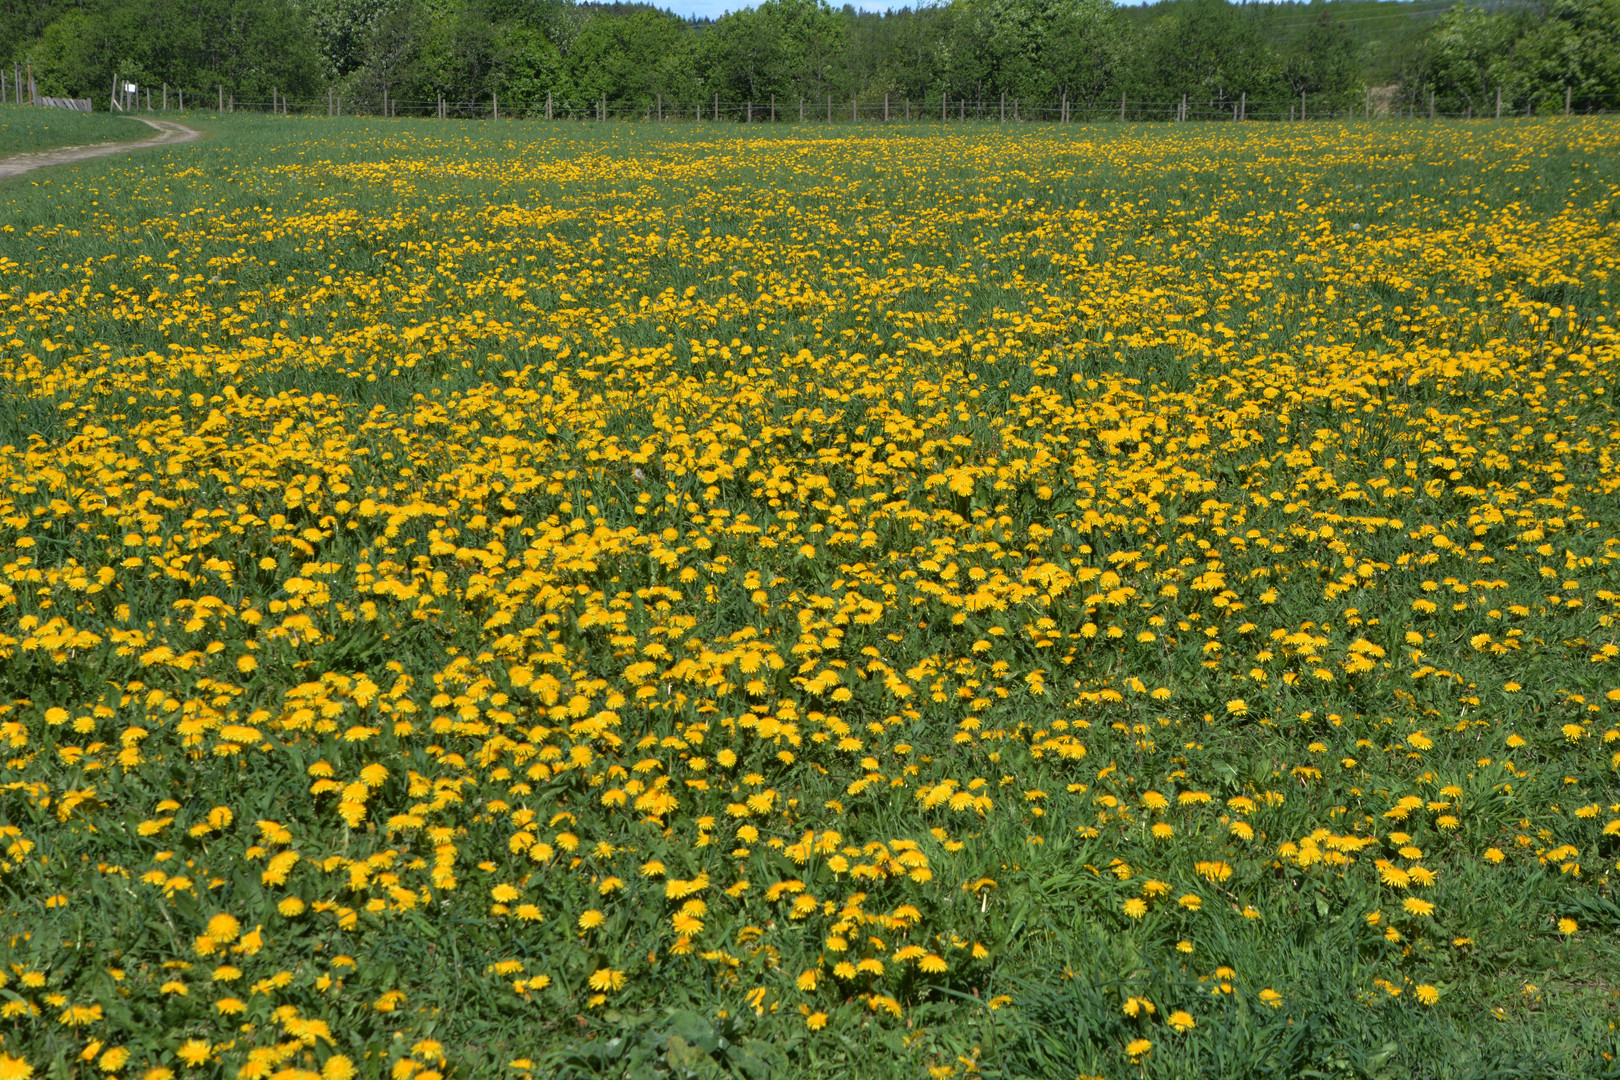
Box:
0 117 200 180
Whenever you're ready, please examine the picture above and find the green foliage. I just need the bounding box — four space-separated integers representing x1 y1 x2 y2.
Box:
1417 0 1620 114
1137 0 1272 104
560 8 695 106
0 0 1425 115
22 0 324 102
698 0 847 105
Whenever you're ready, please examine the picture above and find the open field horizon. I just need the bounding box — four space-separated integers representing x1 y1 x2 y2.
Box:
0 116 1618 1079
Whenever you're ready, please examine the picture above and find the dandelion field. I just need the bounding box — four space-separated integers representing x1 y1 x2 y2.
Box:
2 116 1620 1079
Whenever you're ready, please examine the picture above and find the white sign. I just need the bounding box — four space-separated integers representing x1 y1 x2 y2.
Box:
124 82 138 93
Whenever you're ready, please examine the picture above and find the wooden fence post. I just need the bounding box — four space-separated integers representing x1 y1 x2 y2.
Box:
218 85 223 112
715 93 719 121
1429 90 1435 120
494 92 499 120
884 93 889 122
942 93 947 122
1120 91 1126 122
1565 86 1571 115
1240 90 1245 121
1300 91 1305 121
658 93 663 121
852 97 857 122
547 91 552 120
771 94 775 122
800 98 804 122
1494 86 1501 120
1181 94 1187 122
1000 91 1005 122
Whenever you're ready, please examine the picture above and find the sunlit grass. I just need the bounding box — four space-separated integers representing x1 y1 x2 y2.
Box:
0 105 151 157
0 115 1617 1078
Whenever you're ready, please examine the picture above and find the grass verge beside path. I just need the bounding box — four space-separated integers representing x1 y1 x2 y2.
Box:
0 105 153 156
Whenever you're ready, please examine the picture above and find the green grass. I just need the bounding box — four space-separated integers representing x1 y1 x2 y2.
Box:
0 114 1618 1079
0 104 153 157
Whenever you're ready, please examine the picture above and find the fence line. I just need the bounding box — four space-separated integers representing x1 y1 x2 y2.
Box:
14 84 1620 122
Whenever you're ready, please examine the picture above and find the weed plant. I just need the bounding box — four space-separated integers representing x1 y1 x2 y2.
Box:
0 116 1617 1079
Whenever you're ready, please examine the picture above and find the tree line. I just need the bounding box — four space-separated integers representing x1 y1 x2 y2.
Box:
6 0 1618 117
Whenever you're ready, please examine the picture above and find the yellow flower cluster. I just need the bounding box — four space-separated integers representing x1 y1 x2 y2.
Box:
0 117 1617 1075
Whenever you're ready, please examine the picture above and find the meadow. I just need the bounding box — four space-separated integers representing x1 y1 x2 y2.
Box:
0 114 1618 1079
0 106 146 156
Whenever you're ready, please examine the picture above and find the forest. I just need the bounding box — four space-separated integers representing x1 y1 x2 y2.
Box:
5 0 1620 121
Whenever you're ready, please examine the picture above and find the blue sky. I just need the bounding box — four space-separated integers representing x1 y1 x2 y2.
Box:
677 0 1160 21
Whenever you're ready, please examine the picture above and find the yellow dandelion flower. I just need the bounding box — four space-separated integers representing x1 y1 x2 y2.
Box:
587 968 625 992
175 1040 211 1068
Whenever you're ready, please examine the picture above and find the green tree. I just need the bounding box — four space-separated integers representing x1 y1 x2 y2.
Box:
560 9 695 109
1420 4 1517 114
1281 4 1360 111
27 0 321 102
496 23 564 111
842 7 950 102
1046 0 1125 112
356 0 431 104
1505 0 1620 112
303 0 397 80
699 0 846 108
1138 0 1271 112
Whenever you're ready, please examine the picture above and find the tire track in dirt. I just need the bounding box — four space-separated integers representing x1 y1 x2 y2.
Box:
0 117 201 180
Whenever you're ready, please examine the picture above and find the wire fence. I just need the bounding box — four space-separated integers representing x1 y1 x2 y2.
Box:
20 80 1620 123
